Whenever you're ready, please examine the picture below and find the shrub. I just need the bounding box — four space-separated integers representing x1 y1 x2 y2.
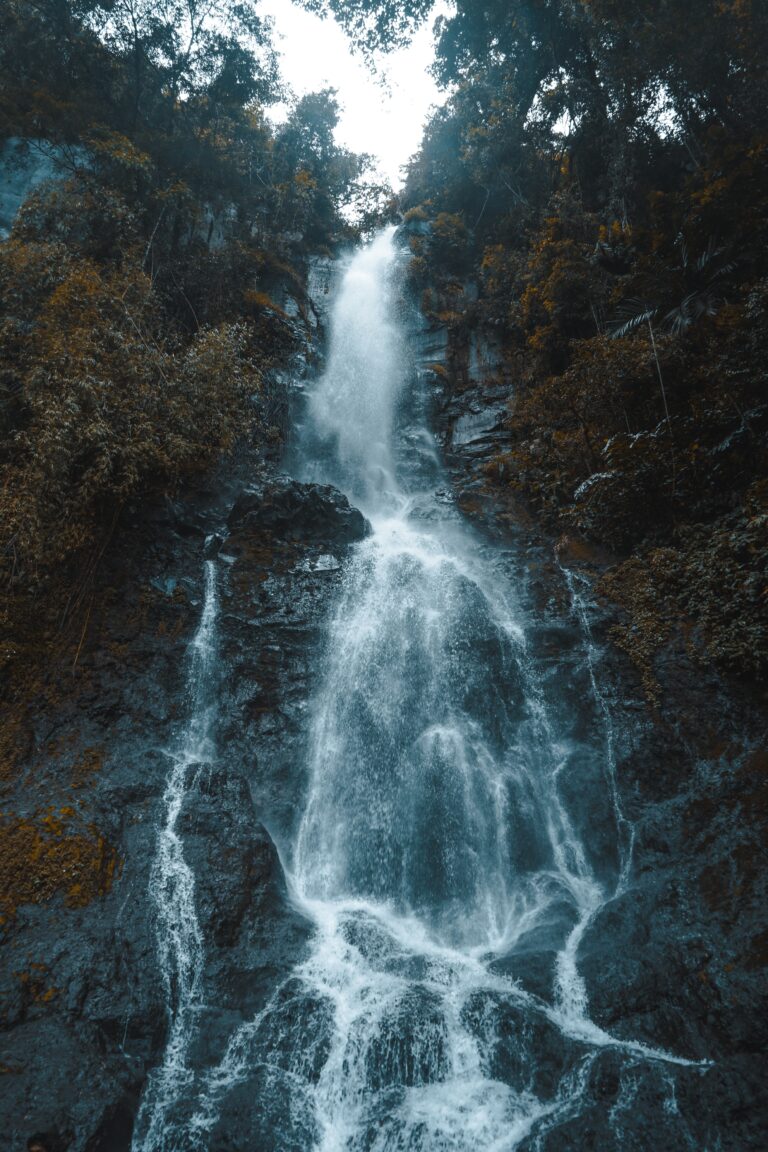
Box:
0 238 259 586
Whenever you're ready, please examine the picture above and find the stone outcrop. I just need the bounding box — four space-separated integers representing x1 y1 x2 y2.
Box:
227 476 370 544
0 475 365 1151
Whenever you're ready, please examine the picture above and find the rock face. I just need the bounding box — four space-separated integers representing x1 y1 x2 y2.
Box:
1 292 766 1151
409 298 768 1149
0 474 366 1151
228 475 371 544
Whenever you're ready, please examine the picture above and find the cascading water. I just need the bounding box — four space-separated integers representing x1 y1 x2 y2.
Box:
302 231 407 510
558 563 635 894
133 559 219 1152
183 228 704 1150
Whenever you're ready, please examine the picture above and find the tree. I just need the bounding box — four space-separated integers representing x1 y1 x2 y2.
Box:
272 90 367 241
297 0 434 57
91 0 281 123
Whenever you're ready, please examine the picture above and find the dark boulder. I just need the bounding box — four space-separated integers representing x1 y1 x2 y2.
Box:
227 476 370 545
460 990 589 1100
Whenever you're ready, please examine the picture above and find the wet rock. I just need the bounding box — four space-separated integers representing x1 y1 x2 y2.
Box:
364 987 450 1090
228 475 370 545
461 991 588 1100
203 532 226 559
208 1066 319 1152
489 901 579 1004
0 457 358 1148
177 763 310 1061
414 277 768 1150
492 949 559 1003
519 1046 766 1152
84 1097 138 1152
216 476 366 839
0 1019 144 1152
451 405 507 449
253 977 334 1085
178 764 282 951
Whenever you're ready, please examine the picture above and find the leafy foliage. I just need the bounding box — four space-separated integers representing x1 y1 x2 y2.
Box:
0 227 260 583
0 0 372 662
298 0 435 58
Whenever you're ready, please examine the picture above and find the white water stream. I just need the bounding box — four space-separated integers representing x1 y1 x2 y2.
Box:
137 229 703 1151
133 560 218 1152
268 231 693 1150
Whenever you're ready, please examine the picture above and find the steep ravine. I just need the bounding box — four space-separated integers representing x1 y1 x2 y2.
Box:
1 232 765 1152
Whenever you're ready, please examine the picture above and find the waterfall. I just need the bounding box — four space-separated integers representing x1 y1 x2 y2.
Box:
304 229 406 510
133 559 219 1152
559 563 635 894
274 233 616 1147
149 230 703 1150
284 229 701 1149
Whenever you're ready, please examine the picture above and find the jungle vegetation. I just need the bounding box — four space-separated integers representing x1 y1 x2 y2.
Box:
2 0 767 691
0 0 378 661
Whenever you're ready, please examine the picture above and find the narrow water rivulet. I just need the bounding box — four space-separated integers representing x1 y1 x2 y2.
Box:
133 559 220 1152
140 230 708 1151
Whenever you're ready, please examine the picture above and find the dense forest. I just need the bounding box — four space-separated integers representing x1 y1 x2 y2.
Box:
0 0 377 692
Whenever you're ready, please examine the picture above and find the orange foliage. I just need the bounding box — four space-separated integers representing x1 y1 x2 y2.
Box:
0 234 261 586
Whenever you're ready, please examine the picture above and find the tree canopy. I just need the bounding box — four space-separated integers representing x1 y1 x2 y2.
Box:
298 0 435 57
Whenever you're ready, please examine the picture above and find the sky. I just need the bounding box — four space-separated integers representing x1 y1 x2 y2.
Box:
260 0 452 190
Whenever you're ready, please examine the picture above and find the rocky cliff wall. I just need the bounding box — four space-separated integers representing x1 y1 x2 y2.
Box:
0 470 370 1151
406 270 768 1149
0 249 349 1150
1 245 765 1152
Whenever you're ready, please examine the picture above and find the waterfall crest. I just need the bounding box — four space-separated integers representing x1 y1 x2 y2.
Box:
304 227 406 512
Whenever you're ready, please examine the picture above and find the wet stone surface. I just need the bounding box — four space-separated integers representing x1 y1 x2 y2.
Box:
412 304 768 1151
1 253 766 1152
0 474 365 1152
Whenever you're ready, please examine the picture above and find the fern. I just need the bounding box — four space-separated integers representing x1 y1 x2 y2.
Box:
610 299 658 339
